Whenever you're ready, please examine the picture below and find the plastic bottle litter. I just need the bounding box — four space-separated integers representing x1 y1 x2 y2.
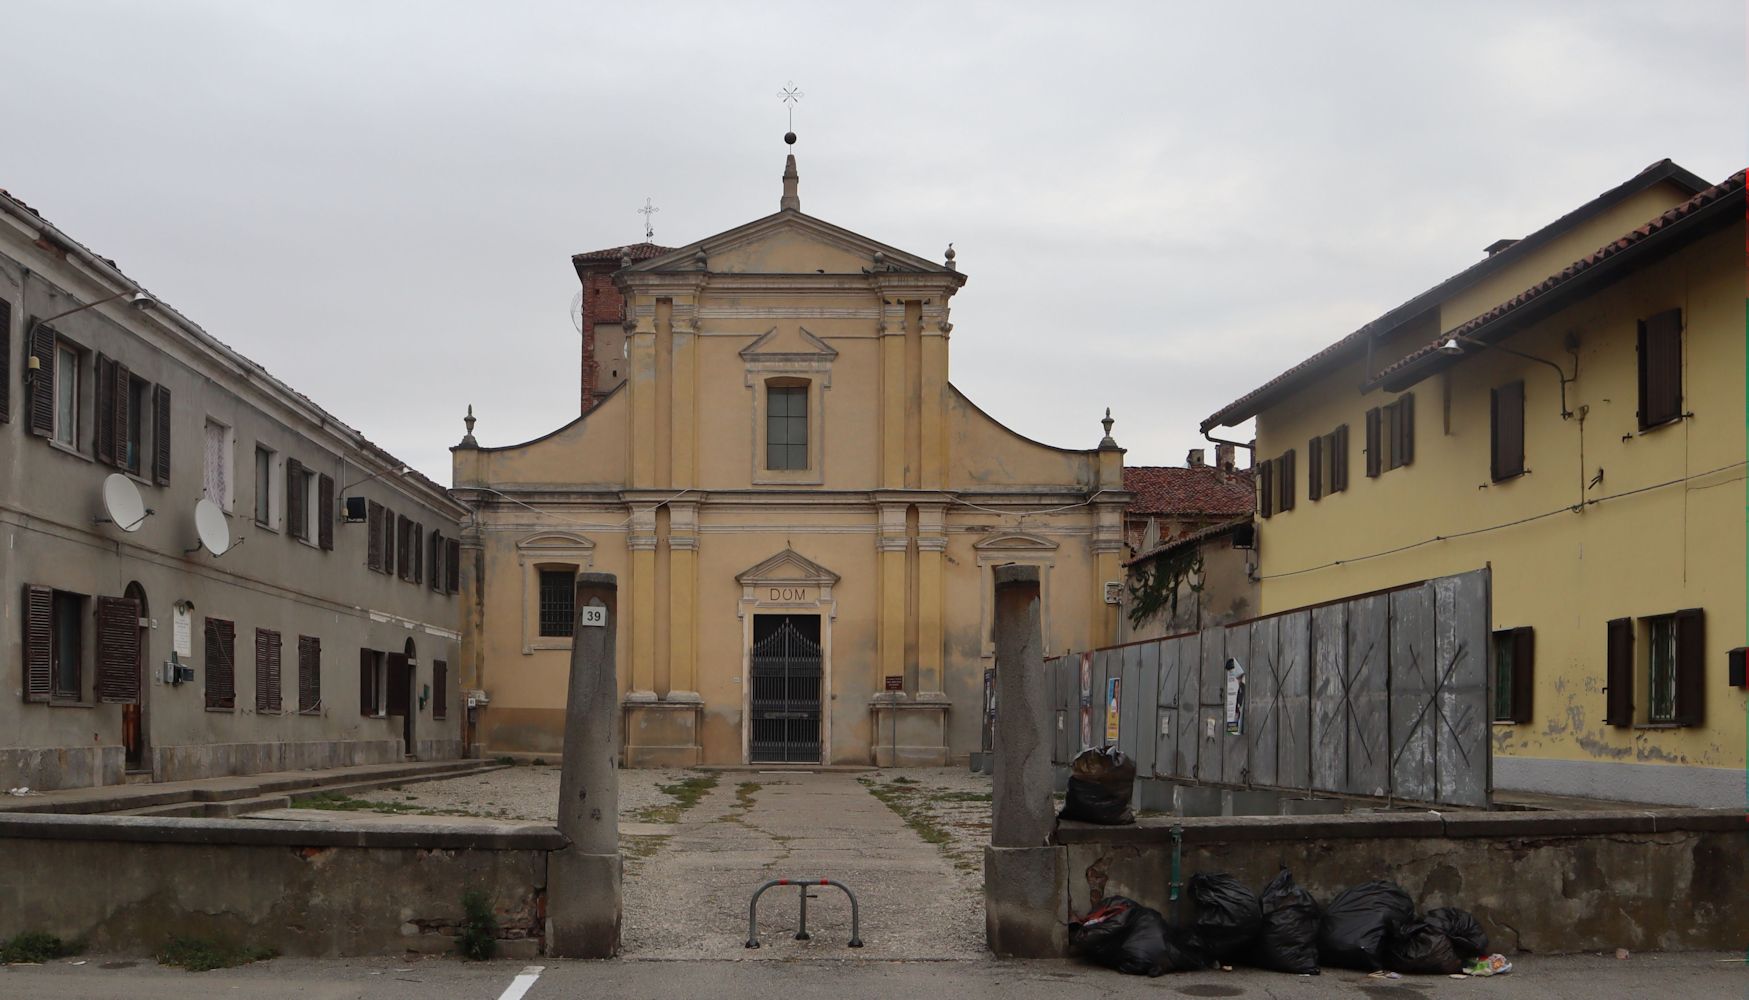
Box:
1464 954 1514 976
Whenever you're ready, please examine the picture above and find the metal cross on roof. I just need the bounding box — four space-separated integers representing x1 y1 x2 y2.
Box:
778 80 803 131
638 197 659 241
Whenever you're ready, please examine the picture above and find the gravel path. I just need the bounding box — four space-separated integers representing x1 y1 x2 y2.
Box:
342 764 697 823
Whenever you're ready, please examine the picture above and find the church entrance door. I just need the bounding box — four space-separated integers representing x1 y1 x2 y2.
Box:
748 615 822 763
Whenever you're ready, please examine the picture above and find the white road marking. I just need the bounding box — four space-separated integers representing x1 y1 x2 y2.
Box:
496 964 545 1000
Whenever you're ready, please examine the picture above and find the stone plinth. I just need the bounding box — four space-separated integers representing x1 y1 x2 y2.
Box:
623 700 704 767
867 693 950 766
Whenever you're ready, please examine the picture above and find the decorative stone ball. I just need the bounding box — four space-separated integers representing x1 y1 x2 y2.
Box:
784 131 797 145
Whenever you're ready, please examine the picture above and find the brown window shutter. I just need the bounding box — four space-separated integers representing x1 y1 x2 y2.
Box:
1491 381 1524 481
1332 424 1349 492
1364 407 1381 477
152 385 171 484
206 617 236 710
0 298 11 423
317 475 335 551
1281 450 1296 511
366 500 384 570
1673 608 1705 726
1307 435 1323 501
95 596 141 704
1510 627 1535 724
1604 617 1634 726
1258 460 1273 518
391 513 405 579
285 460 306 541
1638 309 1683 428
433 660 448 720
359 648 376 716
447 538 461 594
255 628 282 713
429 532 443 592
113 360 131 470
95 355 117 464
298 635 320 713
384 508 397 575
386 653 410 716
27 322 55 437
413 523 424 585
1398 392 1415 467
22 585 52 703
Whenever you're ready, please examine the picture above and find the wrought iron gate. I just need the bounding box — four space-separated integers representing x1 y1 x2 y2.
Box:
749 618 823 763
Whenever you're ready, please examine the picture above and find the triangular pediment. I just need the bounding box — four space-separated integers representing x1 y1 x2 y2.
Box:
739 325 838 361
626 211 961 279
972 531 1059 552
736 547 841 586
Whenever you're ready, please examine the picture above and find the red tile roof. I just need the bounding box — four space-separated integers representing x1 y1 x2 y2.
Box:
1124 515 1252 567
1376 169 1746 387
1123 465 1255 517
572 241 675 263
1200 159 1710 432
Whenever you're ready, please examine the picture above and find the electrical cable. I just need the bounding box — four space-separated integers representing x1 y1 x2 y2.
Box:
1259 460 1745 581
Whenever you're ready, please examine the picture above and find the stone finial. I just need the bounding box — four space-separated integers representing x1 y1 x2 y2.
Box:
781 152 801 212
694 248 708 271
458 404 478 448
1098 408 1120 451
944 243 957 271
620 251 632 269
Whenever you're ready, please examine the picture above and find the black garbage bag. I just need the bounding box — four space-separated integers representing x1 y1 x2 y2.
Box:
1252 868 1321 974
1070 896 1213 976
1188 872 1262 962
1383 920 1463 975
1423 907 1489 958
1058 746 1136 824
1317 880 1415 971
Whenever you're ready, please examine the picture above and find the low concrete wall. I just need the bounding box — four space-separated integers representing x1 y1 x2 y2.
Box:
0 813 565 957
0 745 126 791
155 738 412 783
1040 808 1746 955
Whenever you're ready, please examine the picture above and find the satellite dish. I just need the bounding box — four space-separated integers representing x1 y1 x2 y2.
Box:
100 473 148 532
194 498 231 556
569 289 584 334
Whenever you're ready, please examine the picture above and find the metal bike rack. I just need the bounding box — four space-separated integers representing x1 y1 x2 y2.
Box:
745 877 863 949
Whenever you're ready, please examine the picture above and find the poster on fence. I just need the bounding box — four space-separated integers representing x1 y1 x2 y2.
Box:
1225 657 1246 735
1079 652 1092 747
1105 676 1121 743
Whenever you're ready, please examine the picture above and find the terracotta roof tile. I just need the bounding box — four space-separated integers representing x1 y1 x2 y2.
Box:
572 241 675 263
1376 169 1746 383
1123 465 1255 517
1200 159 1711 432
1124 515 1253 567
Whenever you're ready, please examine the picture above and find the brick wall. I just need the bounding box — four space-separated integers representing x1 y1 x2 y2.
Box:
579 263 626 415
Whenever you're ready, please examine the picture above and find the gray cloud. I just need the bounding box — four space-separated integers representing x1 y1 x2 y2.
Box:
6 0 1741 476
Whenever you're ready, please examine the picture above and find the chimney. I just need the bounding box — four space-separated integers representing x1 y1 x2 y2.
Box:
1215 443 1235 471
1484 237 1520 257
1186 448 1205 467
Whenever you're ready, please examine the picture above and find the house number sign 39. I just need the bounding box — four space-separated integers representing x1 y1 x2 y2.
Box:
581 605 607 628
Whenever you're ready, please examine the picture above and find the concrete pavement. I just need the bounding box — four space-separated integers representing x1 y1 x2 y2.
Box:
5 953 1743 999
621 769 986 959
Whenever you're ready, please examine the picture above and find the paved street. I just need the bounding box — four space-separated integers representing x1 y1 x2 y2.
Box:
5 952 1744 999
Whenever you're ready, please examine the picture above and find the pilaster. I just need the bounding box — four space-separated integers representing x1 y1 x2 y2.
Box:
666 501 699 700
626 505 658 701
878 300 908 488
915 503 947 697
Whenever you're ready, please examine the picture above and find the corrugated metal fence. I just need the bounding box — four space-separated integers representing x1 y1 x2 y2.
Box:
1045 568 1491 808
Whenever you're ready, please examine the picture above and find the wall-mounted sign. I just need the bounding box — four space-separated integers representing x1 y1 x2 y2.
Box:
884 675 903 691
172 606 193 658
765 586 813 604
581 605 606 628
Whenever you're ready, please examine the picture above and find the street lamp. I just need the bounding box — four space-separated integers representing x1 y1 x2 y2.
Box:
25 288 156 373
1438 333 1578 419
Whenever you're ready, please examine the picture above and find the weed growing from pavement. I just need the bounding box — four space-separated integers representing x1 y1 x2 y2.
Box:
0 931 83 964
289 789 503 819
457 890 498 961
859 776 990 873
633 772 719 824
494 755 517 765
735 781 762 809
156 936 276 972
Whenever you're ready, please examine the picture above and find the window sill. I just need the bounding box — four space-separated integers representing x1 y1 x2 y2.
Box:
48 698 95 709
46 439 94 463
1635 414 1689 436
1489 470 1526 485
1633 722 1688 730
205 705 235 713
255 523 279 535
298 709 322 717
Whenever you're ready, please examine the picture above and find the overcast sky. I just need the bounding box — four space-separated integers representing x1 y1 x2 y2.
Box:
7 1 1742 480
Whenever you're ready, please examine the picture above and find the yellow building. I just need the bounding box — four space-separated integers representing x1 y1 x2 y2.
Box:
1202 160 1745 807
453 142 1126 766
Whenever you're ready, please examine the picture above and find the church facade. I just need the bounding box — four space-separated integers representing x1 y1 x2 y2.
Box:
452 147 1126 766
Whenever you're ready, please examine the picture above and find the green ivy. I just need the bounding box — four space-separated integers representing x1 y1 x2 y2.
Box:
1127 547 1203 629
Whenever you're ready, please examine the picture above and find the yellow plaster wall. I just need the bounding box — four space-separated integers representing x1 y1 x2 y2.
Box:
1252 224 1745 773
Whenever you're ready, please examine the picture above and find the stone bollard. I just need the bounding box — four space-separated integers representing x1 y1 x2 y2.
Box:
984 565 1068 957
547 572 622 958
